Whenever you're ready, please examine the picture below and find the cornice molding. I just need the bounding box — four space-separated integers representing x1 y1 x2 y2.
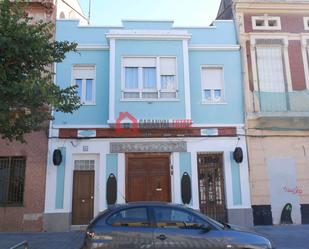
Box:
189 45 240 51
106 30 191 40
76 44 109 50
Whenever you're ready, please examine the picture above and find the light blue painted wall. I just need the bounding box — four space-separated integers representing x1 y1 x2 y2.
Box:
189 50 244 124
106 154 118 206
122 20 174 30
106 154 118 180
55 147 66 209
56 20 112 45
114 40 186 120
53 50 109 125
230 152 242 205
179 152 192 205
182 21 238 45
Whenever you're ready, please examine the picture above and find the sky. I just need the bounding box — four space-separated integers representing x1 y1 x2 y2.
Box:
79 0 222 26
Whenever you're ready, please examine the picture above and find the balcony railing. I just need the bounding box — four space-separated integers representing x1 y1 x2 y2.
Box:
254 91 309 113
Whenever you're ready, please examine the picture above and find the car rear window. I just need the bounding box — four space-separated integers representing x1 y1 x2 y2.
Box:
107 207 150 227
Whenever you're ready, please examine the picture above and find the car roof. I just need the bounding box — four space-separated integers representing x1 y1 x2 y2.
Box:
108 202 186 209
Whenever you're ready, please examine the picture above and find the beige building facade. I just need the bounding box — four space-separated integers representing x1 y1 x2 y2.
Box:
218 0 309 225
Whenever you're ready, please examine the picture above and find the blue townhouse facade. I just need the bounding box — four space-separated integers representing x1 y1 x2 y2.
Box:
43 19 253 231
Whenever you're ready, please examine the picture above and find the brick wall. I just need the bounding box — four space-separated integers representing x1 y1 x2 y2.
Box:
0 131 48 232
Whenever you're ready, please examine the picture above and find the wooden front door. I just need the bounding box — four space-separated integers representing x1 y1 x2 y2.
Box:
198 153 227 223
126 153 171 202
72 170 94 225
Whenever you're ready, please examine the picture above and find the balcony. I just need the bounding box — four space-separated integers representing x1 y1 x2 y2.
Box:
250 91 309 131
253 91 309 115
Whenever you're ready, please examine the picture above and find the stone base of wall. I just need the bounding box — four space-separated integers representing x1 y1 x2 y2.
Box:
227 208 253 227
43 213 71 232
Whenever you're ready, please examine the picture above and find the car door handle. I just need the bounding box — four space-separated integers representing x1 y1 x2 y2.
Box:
156 234 167 241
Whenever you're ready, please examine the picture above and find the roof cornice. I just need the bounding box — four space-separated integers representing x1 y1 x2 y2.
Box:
106 30 191 40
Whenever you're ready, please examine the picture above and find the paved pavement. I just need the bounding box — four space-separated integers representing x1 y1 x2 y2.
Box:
255 225 309 249
0 231 84 249
0 225 309 249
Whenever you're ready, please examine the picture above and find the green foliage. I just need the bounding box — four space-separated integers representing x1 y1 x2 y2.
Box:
0 0 80 142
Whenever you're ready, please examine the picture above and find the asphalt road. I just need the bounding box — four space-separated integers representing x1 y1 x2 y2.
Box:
0 225 309 249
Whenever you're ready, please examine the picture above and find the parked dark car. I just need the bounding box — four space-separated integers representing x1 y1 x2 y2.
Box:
82 202 274 249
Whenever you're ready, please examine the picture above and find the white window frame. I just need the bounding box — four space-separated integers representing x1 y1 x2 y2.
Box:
304 17 309 31
252 15 281 30
121 56 178 101
301 35 309 89
200 65 225 104
250 35 292 112
71 64 96 105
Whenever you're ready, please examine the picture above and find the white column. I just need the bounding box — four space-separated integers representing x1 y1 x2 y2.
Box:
172 152 181 204
183 39 191 120
108 39 116 122
117 153 126 203
190 151 199 209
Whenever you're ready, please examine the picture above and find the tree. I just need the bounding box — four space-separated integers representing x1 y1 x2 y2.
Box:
0 0 80 142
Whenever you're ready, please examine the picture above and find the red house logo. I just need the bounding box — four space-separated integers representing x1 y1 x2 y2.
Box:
115 112 139 135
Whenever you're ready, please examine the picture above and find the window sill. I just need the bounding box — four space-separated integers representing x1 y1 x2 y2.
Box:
120 98 180 102
201 101 227 105
81 102 96 106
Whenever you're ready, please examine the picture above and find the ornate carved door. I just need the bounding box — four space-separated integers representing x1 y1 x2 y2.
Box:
126 153 171 202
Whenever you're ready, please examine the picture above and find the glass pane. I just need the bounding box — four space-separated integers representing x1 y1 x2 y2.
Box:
74 160 95 170
161 75 176 90
142 92 158 99
154 207 204 229
123 92 140 99
203 89 211 101
125 67 138 89
86 79 93 102
107 208 149 227
160 92 177 99
75 79 82 97
143 67 156 89
214 89 222 100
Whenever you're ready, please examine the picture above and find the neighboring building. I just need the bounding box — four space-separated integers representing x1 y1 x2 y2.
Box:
44 19 253 231
0 0 86 232
56 0 88 25
218 0 309 225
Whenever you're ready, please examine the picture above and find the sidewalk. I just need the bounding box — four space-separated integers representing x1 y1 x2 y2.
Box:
255 225 309 249
0 225 309 249
0 231 84 249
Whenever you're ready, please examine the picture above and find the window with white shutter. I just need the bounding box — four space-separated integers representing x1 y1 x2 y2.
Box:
122 57 177 100
201 67 224 103
72 65 96 105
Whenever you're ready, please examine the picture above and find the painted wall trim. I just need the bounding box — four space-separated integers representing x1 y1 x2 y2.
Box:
189 45 240 51
183 40 192 119
55 147 66 209
77 44 110 50
53 125 110 129
109 39 116 122
106 30 191 40
230 152 243 206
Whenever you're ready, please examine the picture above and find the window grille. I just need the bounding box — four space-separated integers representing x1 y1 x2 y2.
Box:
74 160 95 171
0 157 26 206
